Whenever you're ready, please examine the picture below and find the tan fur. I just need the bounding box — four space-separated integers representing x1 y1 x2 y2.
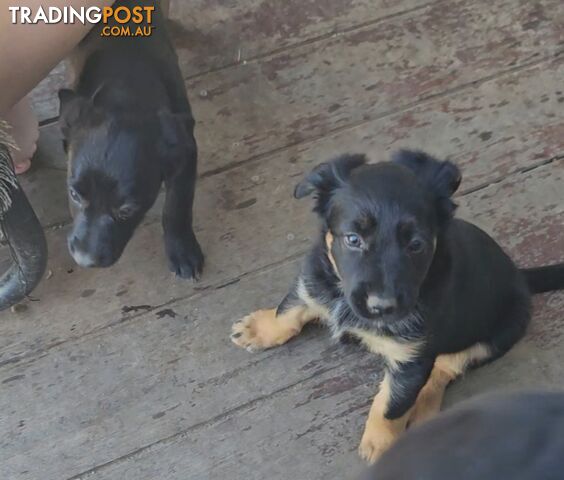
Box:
410 343 492 426
359 343 491 462
325 232 341 278
408 367 453 426
359 373 412 463
435 342 491 377
231 273 331 352
350 328 422 368
231 305 319 351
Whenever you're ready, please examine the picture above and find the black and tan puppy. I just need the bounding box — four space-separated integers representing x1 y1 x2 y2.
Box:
231 150 564 462
59 0 203 279
364 391 564 480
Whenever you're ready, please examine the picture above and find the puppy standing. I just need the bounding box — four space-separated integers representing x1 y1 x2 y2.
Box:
231 150 564 462
59 0 203 278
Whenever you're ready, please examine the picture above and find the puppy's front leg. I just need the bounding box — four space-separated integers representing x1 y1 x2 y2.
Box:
162 148 204 280
231 287 323 352
359 358 433 463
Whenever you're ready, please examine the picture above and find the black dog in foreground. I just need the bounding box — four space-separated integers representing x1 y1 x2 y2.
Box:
231 150 564 462
364 391 564 480
59 0 203 279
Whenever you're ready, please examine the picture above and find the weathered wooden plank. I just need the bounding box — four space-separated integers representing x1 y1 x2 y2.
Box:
170 0 434 76
1 258 337 480
82 333 564 480
6 56 564 366
30 0 562 143
188 0 564 175
1 162 562 480
25 55 564 225
28 0 433 121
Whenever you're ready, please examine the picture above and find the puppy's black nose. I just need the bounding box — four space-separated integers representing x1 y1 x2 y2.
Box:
366 295 397 316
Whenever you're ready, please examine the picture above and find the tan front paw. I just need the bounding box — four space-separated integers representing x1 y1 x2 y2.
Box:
230 308 300 352
358 424 397 464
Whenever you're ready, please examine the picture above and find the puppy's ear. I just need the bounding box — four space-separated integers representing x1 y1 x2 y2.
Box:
392 149 461 221
294 154 366 198
294 153 366 215
58 89 89 138
392 150 461 195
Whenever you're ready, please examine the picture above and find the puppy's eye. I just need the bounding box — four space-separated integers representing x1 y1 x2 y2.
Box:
69 188 82 205
344 233 363 249
407 239 425 254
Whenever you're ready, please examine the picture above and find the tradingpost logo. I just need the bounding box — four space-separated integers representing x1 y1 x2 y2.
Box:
8 5 156 37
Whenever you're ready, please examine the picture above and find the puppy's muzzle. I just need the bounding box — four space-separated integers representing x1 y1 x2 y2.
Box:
68 243 97 268
366 295 397 316
68 235 114 268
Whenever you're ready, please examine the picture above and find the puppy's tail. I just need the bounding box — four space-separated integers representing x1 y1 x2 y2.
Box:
521 264 564 294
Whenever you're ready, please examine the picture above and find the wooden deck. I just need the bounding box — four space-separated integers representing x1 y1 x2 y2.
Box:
2 1 564 479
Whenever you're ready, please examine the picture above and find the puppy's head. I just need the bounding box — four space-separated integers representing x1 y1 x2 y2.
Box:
59 88 188 268
295 150 460 322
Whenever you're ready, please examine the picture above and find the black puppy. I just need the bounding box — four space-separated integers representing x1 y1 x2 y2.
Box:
231 150 564 462
59 0 203 279
364 391 564 480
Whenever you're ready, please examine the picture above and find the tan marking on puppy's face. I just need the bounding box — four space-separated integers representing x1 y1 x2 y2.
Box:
325 231 341 278
350 328 422 368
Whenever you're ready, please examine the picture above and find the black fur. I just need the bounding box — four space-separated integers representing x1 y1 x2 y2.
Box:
522 264 564 293
385 358 434 419
364 391 564 480
285 150 563 420
59 0 203 279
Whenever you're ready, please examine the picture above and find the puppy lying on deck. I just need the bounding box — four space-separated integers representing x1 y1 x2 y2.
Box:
231 150 564 462
59 0 203 279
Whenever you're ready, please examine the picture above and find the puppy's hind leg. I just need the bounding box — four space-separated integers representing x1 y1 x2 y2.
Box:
409 343 492 427
231 279 326 352
410 296 530 427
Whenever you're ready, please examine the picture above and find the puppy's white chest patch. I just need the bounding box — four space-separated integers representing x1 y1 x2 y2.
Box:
349 328 422 367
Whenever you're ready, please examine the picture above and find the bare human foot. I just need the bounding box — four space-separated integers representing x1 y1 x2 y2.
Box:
4 97 38 175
